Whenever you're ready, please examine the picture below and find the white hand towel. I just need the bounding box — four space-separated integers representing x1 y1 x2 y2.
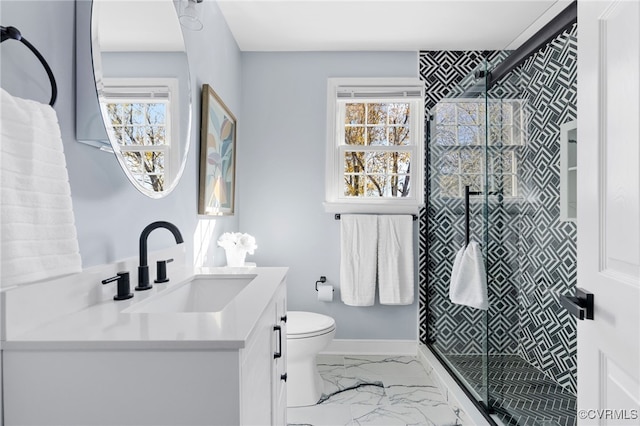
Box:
340 214 377 306
0 89 82 287
377 215 414 305
449 241 488 310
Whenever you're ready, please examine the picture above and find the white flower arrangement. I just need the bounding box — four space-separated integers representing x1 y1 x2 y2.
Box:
217 232 257 255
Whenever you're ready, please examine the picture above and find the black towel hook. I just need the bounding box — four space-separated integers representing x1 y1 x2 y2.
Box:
1 26 57 106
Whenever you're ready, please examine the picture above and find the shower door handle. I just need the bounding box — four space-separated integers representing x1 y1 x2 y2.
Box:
560 288 594 320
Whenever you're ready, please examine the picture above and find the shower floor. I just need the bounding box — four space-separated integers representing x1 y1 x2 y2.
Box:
446 354 576 426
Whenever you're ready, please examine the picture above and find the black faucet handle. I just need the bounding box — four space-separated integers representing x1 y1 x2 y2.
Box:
102 272 134 301
154 258 174 284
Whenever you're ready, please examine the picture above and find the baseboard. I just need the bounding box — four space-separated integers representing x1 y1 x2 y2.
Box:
417 344 491 426
321 339 417 356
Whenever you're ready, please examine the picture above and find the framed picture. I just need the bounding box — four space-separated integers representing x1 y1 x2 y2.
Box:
198 84 237 215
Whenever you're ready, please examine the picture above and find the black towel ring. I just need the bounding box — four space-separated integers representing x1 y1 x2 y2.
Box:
1 26 57 106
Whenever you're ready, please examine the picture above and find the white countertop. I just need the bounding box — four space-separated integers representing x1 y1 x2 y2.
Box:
2 266 288 351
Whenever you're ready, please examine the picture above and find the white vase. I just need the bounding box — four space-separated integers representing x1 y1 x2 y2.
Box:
225 247 247 267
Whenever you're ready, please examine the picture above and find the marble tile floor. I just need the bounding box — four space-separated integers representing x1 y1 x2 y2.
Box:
287 355 466 426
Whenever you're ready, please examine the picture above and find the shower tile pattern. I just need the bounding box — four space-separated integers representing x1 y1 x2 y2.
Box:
418 25 578 395
287 355 466 426
447 354 576 426
515 25 578 393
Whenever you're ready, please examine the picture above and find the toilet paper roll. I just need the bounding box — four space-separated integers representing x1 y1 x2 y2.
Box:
317 283 334 302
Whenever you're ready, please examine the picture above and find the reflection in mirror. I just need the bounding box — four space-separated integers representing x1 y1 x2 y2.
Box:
90 0 191 197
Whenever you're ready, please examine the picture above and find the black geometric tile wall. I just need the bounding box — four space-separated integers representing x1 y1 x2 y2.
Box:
515 25 578 394
418 25 578 394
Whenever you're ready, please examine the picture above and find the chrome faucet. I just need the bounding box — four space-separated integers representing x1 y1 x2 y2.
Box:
136 221 184 291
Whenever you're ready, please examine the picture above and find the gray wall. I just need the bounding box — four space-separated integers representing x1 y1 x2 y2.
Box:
238 52 420 340
0 0 242 268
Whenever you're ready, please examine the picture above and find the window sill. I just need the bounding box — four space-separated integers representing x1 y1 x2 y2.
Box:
323 201 422 215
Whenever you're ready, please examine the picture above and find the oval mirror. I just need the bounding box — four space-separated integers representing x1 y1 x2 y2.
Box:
90 0 191 198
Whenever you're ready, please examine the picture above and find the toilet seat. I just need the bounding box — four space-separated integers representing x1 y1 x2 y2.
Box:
287 311 336 339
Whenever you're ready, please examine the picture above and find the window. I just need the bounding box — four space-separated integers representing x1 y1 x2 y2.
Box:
101 79 179 193
325 78 425 213
431 99 524 198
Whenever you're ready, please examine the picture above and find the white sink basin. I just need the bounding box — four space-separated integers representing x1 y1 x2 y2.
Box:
124 274 256 313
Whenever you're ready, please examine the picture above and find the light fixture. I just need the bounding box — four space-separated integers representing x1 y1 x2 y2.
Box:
179 0 204 31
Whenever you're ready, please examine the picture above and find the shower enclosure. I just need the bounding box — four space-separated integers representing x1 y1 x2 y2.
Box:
422 7 578 425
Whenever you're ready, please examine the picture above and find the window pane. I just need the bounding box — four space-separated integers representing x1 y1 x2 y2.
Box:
434 125 456 146
132 104 146 125
488 151 514 174
367 103 387 125
149 126 166 145
399 174 411 196
488 124 501 145
503 175 514 196
502 126 513 145
502 103 513 124
435 103 455 124
133 127 146 145
461 174 482 193
439 152 459 175
460 150 482 174
148 103 166 124
439 175 459 197
344 151 365 173
511 125 524 145
344 174 364 196
345 103 365 125
367 127 387 145
458 126 479 145
124 152 143 173
345 127 365 145
488 102 501 125
388 103 410 125
152 151 165 171
458 103 479 124
389 126 410 146
366 175 388 197
366 152 390 174
396 152 411 174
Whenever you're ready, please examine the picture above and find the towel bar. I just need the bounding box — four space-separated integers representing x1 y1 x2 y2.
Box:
334 214 418 221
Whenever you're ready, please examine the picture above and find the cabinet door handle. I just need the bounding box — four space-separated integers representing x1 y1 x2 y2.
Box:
280 314 287 323
273 325 282 359
280 373 287 382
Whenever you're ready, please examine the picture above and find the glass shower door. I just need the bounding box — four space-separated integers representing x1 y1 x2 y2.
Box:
426 60 491 411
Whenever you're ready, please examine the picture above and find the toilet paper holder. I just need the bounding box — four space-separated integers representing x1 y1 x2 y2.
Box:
315 276 333 292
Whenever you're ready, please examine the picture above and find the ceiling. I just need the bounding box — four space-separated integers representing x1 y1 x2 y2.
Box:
217 0 573 52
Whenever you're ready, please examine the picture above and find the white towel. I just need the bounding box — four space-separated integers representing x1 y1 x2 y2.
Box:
449 241 488 310
377 215 414 305
340 214 377 306
0 89 82 287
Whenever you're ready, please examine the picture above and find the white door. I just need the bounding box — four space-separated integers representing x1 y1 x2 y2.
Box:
577 1 640 424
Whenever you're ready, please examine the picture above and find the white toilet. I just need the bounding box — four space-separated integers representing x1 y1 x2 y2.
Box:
286 311 336 407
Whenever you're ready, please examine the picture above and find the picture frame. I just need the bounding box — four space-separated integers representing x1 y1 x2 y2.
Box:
198 84 237 215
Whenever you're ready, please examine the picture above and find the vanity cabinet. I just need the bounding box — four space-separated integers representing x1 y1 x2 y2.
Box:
3 274 288 425
239 280 287 425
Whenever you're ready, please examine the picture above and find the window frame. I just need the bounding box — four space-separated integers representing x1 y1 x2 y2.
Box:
324 78 425 214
